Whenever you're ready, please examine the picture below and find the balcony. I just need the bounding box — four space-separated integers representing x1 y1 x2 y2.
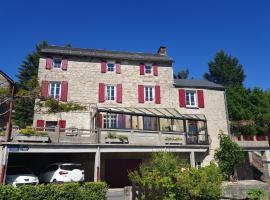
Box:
10 127 209 146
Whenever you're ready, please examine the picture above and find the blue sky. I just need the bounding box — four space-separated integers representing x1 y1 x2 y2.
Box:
0 0 269 89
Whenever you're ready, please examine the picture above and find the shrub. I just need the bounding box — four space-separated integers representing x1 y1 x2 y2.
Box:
214 133 245 180
19 127 48 136
247 188 267 200
129 152 222 200
0 182 107 200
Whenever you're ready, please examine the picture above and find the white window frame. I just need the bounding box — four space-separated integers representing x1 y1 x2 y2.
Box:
103 113 117 129
144 64 152 74
185 90 197 107
106 85 116 101
106 61 115 72
144 86 154 102
49 81 61 99
53 58 62 69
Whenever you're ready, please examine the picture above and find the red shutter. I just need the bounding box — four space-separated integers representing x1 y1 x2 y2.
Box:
60 81 68 102
45 58 52 70
139 63 144 75
59 120 66 132
116 63 121 74
99 83 105 102
138 85 144 103
155 85 161 104
36 120 44 131
101 61 107 73
153 64 158 76
41 81 49 98
62 59 68 70
99 113 103 128
179 89 186 107
116 84 122 103
197 90 205 108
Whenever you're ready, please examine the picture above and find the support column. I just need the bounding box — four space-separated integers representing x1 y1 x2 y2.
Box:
94 147 100 182
190 151 195 167
0 146 8 184
262 150 270 180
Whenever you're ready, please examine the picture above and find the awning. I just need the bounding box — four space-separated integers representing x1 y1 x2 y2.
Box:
97 107 206 121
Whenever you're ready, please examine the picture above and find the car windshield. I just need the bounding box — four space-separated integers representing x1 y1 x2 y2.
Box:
7 167 32 175
60 164 82 171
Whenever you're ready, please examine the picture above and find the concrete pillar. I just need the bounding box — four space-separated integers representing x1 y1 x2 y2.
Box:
94 147 100 182
190 151 195 167
262 150 270 180
0 146 8 184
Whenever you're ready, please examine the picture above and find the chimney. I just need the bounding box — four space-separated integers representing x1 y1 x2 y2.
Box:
157 46 167 56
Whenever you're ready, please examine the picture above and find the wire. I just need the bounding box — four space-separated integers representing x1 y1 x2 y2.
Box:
0 109 10 116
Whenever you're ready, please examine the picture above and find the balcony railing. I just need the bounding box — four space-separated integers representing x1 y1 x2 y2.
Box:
9 127 210 146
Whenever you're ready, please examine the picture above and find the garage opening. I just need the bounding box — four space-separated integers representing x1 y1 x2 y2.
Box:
7 153 95 182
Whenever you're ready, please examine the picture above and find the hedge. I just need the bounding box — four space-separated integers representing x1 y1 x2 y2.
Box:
0 182 107 200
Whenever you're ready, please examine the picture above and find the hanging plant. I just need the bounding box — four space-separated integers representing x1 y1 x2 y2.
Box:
42 98 87 114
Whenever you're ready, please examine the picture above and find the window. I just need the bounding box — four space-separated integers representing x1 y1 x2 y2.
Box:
49 82 61 99
53 58 62 68
145 86 154 101
103 114 117 129
188 120 198 134
46 121 58 132
143 116 158 131
107 63 115 72
144 64 152 74
186 90 197 107
106 85 116 100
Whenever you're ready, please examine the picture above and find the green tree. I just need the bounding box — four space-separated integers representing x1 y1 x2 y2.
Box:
174 69 189 79
204 50 245 87
13 41 48 127
214 133 245 179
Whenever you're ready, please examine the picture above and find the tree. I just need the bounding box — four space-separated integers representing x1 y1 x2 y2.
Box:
204 50 245 87
13 41 48 127
174 69 189 79
214 133 245 180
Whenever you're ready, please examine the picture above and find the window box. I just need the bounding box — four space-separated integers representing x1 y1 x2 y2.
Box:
164 136 182 145
16 135 50 143
256 135 267 141
243 135 254 141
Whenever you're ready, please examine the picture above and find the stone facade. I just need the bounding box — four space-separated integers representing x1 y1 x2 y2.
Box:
33 46 229 166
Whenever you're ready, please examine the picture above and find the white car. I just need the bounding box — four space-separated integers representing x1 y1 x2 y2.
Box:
39 163 84 183
5 166 39 186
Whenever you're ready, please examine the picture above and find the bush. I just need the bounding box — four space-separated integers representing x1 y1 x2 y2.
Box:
0 182 107 200
214 133 245 180
247 188 267 200
19 127 48 136
129 152 222 200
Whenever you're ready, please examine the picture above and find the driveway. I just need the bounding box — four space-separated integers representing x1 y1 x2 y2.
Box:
107 188 125 200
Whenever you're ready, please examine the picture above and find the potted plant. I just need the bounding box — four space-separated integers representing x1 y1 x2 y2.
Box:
105 132 129 144
16 126 49 143
0 130 6 141
165 136 182 145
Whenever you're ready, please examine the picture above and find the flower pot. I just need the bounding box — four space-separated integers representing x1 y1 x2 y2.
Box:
105 138 128 144
16 135 50 143
256 135 267 141
243 135 254 141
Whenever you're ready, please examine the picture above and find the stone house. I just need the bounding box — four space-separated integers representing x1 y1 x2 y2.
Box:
0 46 229 187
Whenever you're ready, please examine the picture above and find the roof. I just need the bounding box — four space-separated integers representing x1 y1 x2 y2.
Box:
41 46 173 64
98 107 206 121
173 79 225 90
0 70 15 85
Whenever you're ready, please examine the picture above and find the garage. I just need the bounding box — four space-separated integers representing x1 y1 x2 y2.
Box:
1 144 99 183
